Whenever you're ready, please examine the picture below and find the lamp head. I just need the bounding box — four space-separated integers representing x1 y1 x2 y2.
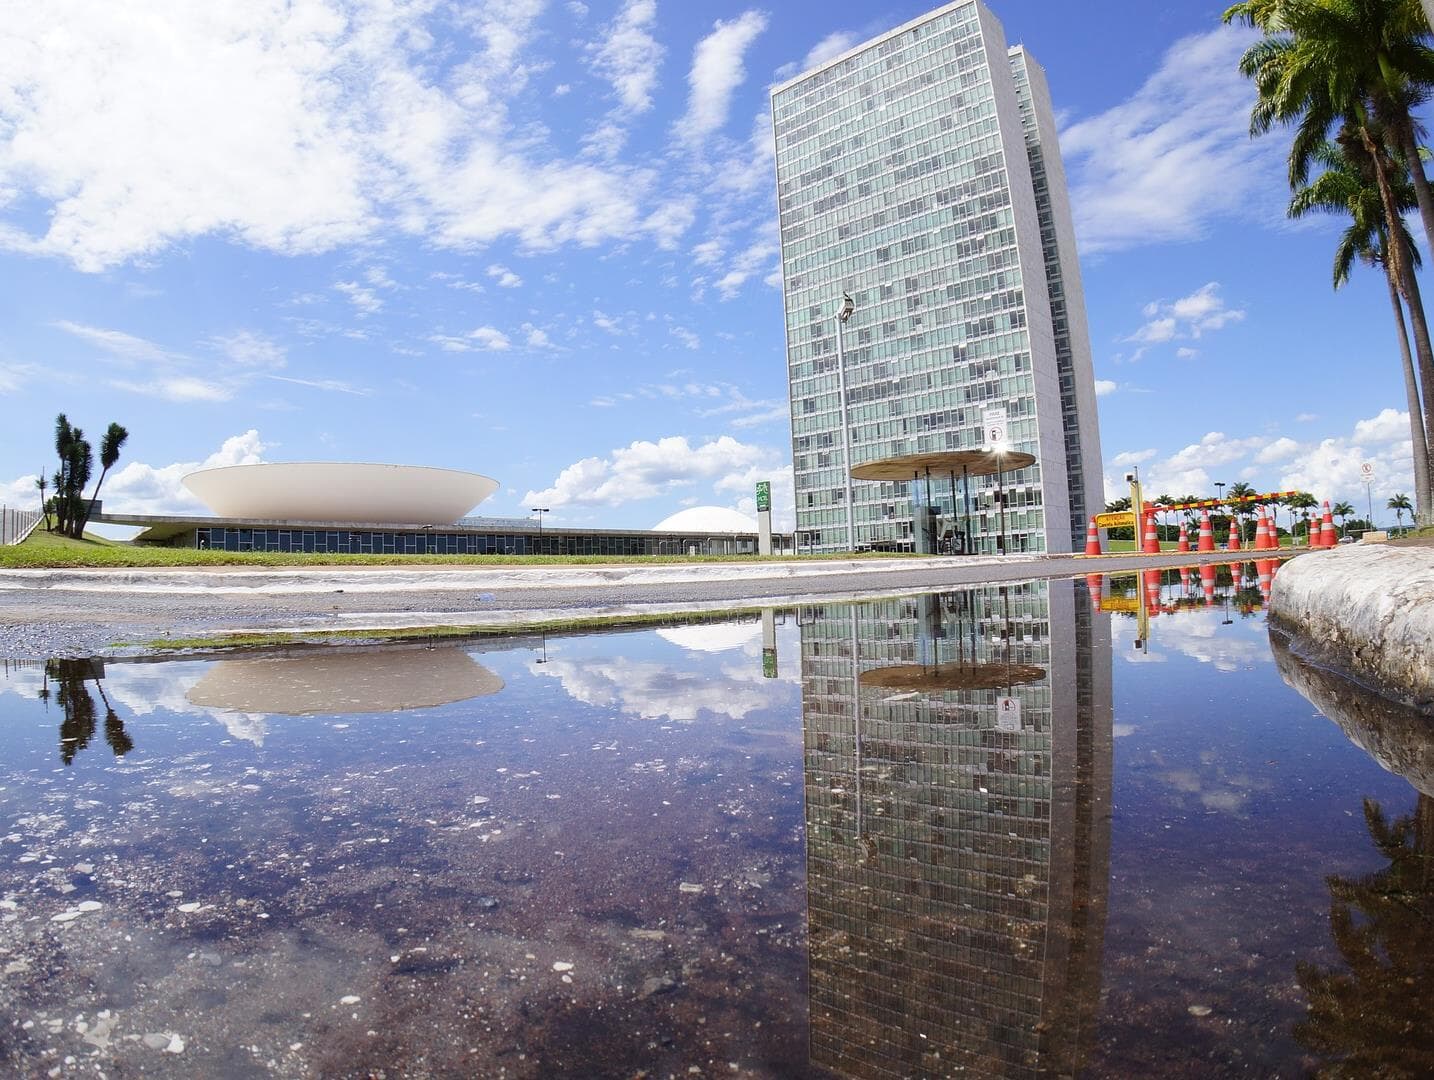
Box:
839 293 854 322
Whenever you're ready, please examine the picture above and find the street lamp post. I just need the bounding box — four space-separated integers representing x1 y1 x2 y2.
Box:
530 507 549 555
834 291 856 551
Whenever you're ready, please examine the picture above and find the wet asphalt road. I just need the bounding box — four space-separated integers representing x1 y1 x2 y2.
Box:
0 549 1294 658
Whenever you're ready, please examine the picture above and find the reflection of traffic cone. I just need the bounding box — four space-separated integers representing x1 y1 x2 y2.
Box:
1227 515 1242 551
1179 566 1191 594
1143 570 1161 616
1086 573 1103 608
1200 563 1216 603
1177 523 1190 552
1318 502 1336 549
1197 511 1215 552
1085 517 1101 556
1257 559 1274 602
1143 509 1160 554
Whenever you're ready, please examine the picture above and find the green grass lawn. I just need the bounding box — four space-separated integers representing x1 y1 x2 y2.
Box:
2 528 914 570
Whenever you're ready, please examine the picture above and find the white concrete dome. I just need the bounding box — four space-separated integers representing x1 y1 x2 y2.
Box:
652 506 758 533
183 463 498 525
656 622 763 653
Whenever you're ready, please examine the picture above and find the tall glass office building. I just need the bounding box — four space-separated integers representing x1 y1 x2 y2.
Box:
772 1 1103 553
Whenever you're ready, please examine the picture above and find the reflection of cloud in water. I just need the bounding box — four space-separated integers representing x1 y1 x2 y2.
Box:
98 661 272 746
1110 609 1268 671
531 656 774 722
655 622 763 654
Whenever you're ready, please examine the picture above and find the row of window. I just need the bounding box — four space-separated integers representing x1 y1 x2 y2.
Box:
189 528 752 557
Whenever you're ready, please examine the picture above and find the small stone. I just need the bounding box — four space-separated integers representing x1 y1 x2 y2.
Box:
552 962 574 972
50 911 81 923
476 896 499 910
76 901 103 912
472 796 490 805
678 883 704 894
166 891 183 898
640 975 676 999
143 1033 170 1050
339 995 361 1005
74 863 94 875
630 929 666 941
1187 1004 1212 1017
176 902 201 913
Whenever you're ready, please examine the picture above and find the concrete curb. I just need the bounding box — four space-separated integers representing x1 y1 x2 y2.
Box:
1268 544 1434 711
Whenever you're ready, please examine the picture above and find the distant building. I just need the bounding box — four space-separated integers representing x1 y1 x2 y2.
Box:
771 0 1103 553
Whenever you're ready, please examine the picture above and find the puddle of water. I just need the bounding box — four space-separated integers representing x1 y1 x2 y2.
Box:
0 564 1427 1077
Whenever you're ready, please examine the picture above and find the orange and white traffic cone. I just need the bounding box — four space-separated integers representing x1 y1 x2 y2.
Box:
1143 509 1160 554
1177 523 1190 552
1318 502 1336 549
1085 517 1101 556
1253 514 1268 551
1197 511 1215 552
1227 515 1242 552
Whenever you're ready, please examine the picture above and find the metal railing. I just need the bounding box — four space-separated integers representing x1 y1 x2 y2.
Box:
1 506 43 546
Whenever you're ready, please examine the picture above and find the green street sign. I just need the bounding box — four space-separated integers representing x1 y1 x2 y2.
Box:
756 481 771 513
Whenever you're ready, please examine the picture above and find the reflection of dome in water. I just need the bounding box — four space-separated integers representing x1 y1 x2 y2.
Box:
187 649 503 715
652 506 758 533
656 622 763 653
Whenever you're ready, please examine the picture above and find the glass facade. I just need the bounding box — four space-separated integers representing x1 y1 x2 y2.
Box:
191 526 761 557
800 581 1112 1076
771 1 1101 553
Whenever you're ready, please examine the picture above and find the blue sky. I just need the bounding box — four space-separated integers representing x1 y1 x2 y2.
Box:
0 0 1421 533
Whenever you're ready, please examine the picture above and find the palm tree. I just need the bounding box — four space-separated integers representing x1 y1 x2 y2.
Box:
1228 2 1434 515
35 472 49 532
1288 491 1320 543
1333 499 1355 535
1289 136 1432 519
1226 0 1434 260
1388 492 1414 529
81 422 128 537
1228 481 1257 542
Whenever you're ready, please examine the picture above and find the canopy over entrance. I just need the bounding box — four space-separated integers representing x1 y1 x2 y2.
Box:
850 449 1037 554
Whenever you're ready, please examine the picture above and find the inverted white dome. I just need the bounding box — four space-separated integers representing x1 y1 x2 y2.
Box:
183 463 498 525
656 622 763 653
653 506 758 533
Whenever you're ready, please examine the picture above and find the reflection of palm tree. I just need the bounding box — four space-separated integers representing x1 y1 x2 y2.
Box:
1295 796 1434 1076
46 659 133 764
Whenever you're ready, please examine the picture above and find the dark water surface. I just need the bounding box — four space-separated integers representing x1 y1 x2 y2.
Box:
1 566 1429 1078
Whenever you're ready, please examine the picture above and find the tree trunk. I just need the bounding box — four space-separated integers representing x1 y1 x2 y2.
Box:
1395 119 1434 264
1365 124 1434 516
1383 256 1433 522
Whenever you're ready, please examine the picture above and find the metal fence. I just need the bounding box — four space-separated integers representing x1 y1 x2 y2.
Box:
1 506 42 546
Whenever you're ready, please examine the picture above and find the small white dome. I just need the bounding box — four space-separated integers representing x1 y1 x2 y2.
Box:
656 623 763 653
653 506 759 533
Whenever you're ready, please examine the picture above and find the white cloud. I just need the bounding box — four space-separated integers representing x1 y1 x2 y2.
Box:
0 362 40 393
52 321 174 364
588 0 662 114
266 374 370 396
669 325 700 350
0 2 677 272
679 11 768 146
334 280 382 315
1101 410 1420 507
211 330 285 370
592 309 624 334
1353 407 1410 444
486 263 523 288
522 323 554 348
1127 283 1244 357
1296 412 1319 423
523 434 784 515
1176 346 1199 358
1059 26 1282 253
110 376 232 403
469 326 512 351
93 430 268 516
1094 379 1117 397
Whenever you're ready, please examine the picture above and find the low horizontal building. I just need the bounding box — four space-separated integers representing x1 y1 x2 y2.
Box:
94 463 793 557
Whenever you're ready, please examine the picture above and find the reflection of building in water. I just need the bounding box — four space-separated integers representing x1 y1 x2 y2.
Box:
800 581 1112 1078
186 647 503 715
